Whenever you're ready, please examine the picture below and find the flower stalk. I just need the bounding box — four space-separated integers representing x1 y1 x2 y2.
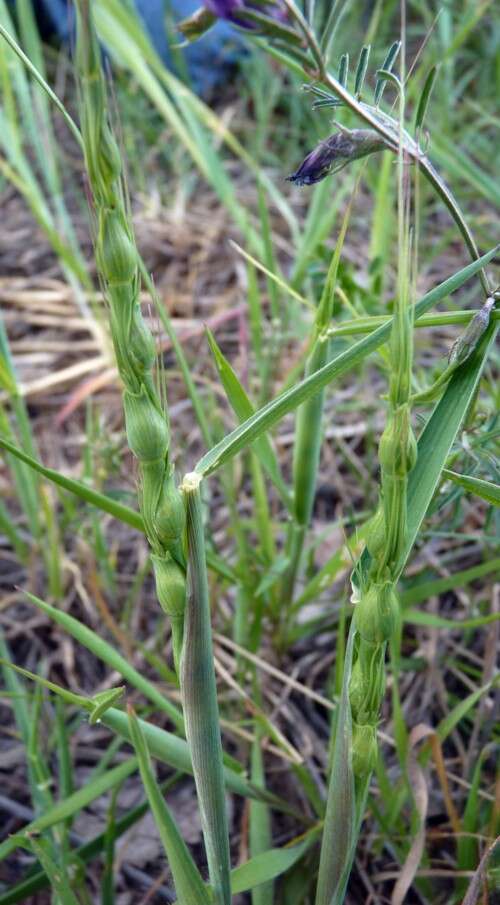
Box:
74 0 186 671
348 72 417 777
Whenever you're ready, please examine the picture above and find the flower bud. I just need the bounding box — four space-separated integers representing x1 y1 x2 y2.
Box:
352 723 378 777
97 209 137 284
152 553 186 618
355 582 398 645
154 470 186 549
287 128 387 186
123 387 169 463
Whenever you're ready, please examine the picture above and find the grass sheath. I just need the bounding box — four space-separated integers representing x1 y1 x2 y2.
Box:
181 473 232 905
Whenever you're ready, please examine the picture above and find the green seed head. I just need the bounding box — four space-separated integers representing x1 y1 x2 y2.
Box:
152 553 186 618
349 658 366 720
154 470 186 549
350 640 386 722
365 506 385 559
97 209 137 284
355 581 398 644
95 123 122 200
378 407 417 477
123 387 169 464
129 307 156 377
352 722 378 777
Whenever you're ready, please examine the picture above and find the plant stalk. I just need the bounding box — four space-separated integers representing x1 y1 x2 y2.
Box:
180 473 232 905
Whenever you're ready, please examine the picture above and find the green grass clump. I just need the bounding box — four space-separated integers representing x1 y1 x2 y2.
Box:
0 1 498 904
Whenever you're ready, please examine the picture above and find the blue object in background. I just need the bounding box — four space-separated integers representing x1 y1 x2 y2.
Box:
29 0 244 92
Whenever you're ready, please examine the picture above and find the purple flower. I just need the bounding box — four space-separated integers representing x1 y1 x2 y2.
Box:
205 0 245 17
287 129 388 186
204 0 287 28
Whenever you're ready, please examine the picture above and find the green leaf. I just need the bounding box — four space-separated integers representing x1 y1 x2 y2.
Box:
374 40 401 104
195 249 498 478
0 434 234 582
403 322 498 570
0 658 91 710
436 680 497 745
128 706 211 905
0 436 144 531
231 831 319 895
23 591 184 730
415 65 439 131
250 733 274 905
354 45 370 97
0 654 271 807
442 468 500 507
432 133 500 208
0 21 82 148
89 687 126 724
400 558 500 606
404 610 500 630
181 476 231 905
19 837 80 905
315 623 359 905
102 707 281 805
206 329 292 510
0 759 138 861
375 68 401 92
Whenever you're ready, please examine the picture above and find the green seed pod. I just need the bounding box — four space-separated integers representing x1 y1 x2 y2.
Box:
378 407 417 477
97 208 137 285
355 581 398 644
154 470 186 549
152 552 186 618
365 506 385 559
351 722 378 777
123 386 169 464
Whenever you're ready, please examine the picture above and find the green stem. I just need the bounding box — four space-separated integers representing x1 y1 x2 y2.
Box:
180 473 231 905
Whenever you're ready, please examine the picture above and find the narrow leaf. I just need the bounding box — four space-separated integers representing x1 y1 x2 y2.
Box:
442 468 500 507
338 53 349 87
0 436 144 531
401 557 500 606
181 474 232 905
315 623 357 905
195 249 498 478
20 837 80 905
374 40 401 104
231 831 319 895
354 45 370 97
0 759 138 861
403 323 498 569
128 706 210 905
206 329 291 509
415 65 439 131
23 591 184 730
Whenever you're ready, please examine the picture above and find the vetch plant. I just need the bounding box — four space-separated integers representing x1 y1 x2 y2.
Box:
0 1 498 904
